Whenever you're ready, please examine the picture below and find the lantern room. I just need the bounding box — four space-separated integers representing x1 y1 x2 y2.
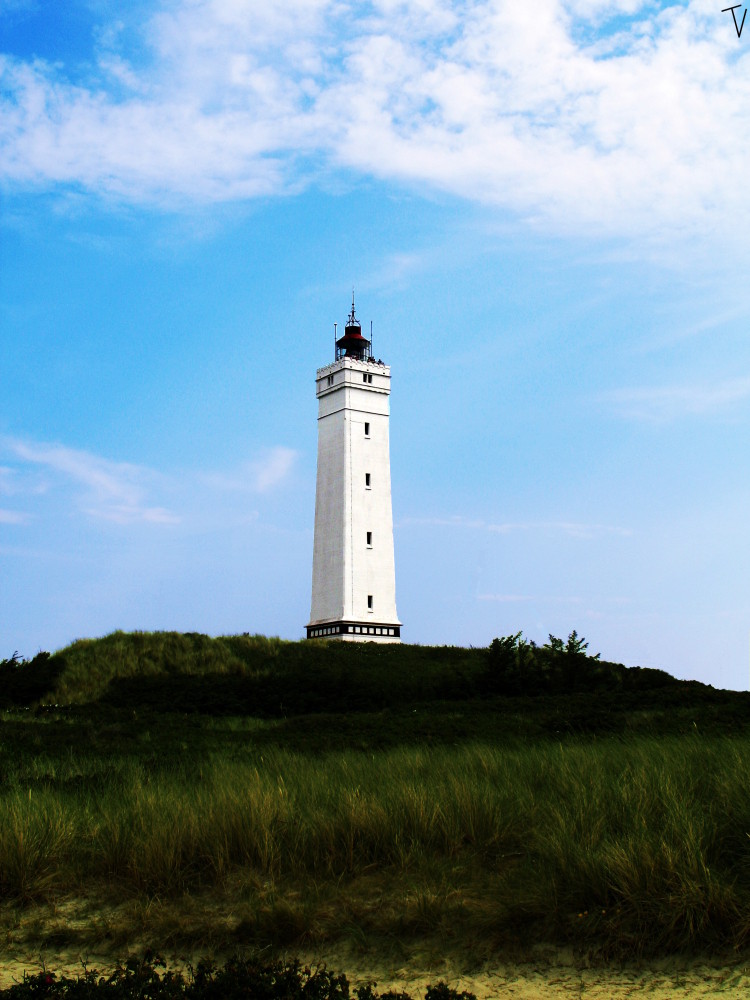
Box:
335 294 372 361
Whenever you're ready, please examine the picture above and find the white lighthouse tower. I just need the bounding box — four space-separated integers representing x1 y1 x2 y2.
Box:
306 296 401 642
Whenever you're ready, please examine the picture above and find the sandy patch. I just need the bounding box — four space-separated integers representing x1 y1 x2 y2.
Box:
0 947 748 997
348 960 750 997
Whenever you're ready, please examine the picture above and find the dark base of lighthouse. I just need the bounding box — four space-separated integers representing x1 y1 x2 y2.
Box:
306 621 401 641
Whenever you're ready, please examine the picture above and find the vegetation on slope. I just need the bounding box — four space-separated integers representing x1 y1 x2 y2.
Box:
0 630 748 962
0 627 739 721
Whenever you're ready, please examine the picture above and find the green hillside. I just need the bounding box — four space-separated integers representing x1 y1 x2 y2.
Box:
2 629 745 737
0 631 749 963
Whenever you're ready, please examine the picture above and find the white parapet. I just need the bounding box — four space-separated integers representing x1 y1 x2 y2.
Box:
307 356 401 642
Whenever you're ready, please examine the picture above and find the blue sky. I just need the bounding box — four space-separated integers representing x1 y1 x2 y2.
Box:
2 0 750 689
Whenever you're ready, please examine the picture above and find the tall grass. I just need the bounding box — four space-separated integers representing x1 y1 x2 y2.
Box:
1 736 749 954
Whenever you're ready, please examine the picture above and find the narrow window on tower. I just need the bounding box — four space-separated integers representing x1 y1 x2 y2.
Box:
364 422 370 437
367 595 373 611
365 473 371 488
366 531 372 547
368 374 373 383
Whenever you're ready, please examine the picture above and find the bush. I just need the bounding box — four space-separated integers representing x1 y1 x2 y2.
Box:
1 957 476 1000
0 651 58 708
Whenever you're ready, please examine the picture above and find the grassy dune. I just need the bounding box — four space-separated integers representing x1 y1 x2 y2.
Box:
0 631 749 961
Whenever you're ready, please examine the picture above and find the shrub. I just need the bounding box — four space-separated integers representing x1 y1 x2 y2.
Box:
1 957 477 1000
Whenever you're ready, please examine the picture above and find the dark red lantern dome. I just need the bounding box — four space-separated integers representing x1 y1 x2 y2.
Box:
336 293 372 361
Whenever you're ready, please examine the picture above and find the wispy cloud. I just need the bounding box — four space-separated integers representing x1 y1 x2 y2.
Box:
601 375 750 421
1 1 749 244
365 250 432 293
251 447 297 492
634 305 750 354
0 465 21 495
477 593 589 608
1 436 298 527
198 447 297 493
477 592 633 605
0 508 29 525
4 437 180 525
476 593 535 603
400 514 631 538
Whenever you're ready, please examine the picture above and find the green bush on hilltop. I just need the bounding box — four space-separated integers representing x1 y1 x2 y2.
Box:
0 650 60 707
483 630 677 697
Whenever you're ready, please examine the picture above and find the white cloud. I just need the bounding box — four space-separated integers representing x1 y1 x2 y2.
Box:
477 593 590 605
251 447 297 492
476 593 535 602
563 0 651 18
0 465 18 494
0 508 29 524
1 1 749 244
1 437 297 526
601 374 750 420
3 437 180 524
400 514 631 537
82 503 179 526
198 446 297 493
0 1 37 13
635 305 750 353
367 250 430 292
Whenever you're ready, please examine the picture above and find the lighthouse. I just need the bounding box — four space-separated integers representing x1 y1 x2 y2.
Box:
306 296 401 642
